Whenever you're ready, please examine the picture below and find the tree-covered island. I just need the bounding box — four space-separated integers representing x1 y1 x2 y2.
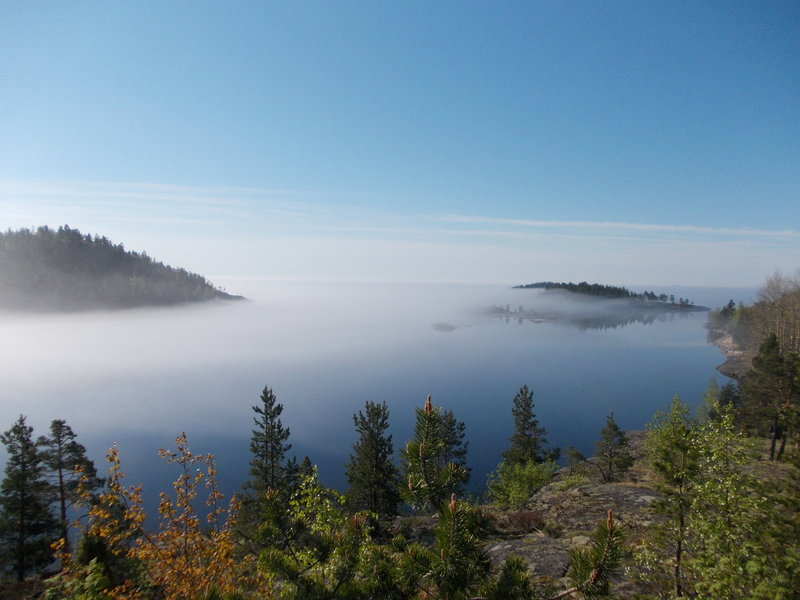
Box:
492 281 709 330
0 226 242 312
513 281 703 308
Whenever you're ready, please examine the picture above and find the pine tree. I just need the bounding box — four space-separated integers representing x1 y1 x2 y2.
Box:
401 395 469 512
38 419 103 547
344 401 400 518
742 334 797 460
503 385 550 465
244 385 294 496
593 413 633 482
639 396 699 597
563 510 624 599
399 495 492 600
0 415 58 582
439 409 471 494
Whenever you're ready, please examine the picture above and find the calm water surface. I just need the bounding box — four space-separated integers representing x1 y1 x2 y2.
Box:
0 281 755 503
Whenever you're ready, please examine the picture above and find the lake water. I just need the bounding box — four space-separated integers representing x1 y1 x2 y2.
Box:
0 280 755 505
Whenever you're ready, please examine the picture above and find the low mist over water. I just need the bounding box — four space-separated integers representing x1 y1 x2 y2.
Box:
0 280 754 501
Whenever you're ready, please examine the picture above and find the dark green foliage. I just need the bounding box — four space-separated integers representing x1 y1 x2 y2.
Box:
742 334 799 460
43 557 112 600
564 510 624 599
514 281 636 298
482 554 544 600
564 446 588 475
244 385 294 496
720 298 737 319
698 378 743 423
400 396 470 512
239 385 298 549
503 385 550 465
438 409 470 493
399 497 492 600
513 281 695 305
0 225 235 311
345 401 400 519
0 416 58 582
718 380 743 414
73 533 143 590
706 299 745 339
298 455 315 480
593 413 633 482
38 419 103 547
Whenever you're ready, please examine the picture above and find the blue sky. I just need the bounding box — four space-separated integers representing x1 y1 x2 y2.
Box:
1 2 798 287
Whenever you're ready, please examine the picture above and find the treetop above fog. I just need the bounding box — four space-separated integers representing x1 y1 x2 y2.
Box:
513 281 698 306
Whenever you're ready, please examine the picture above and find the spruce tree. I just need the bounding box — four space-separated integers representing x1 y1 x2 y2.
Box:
503 385 549 465
0 416 58 582
344 401 400 518
594 413 633 482
244 385 294 496
38 419 103 547
698 379 743 424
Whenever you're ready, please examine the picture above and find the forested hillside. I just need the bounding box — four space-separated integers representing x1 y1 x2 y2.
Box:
0 226 240 311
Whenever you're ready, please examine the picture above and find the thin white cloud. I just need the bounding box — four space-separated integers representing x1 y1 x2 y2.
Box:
316 225 525 238
436 214 800 239
0 178 326 227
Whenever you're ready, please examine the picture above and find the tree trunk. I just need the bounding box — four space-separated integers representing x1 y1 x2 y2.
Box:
777 432 788 461
769 416 779 461
675 504 685 597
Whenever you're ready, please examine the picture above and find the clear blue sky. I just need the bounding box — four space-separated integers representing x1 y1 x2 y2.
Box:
1 2 798 287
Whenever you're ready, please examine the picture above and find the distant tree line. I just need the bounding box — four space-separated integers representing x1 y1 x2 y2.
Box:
0 225 238 311
514 281 695 306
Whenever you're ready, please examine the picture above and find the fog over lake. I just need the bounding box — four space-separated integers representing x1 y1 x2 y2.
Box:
0 280 755 503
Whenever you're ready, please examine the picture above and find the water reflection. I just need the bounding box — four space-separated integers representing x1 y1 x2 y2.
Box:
487 289 711 331
489 305 702 331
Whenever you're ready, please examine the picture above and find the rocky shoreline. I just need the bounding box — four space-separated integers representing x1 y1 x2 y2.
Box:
707 329 753 380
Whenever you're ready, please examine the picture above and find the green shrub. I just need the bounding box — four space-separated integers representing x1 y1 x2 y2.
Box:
553 471 588 491
487 460 557 510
